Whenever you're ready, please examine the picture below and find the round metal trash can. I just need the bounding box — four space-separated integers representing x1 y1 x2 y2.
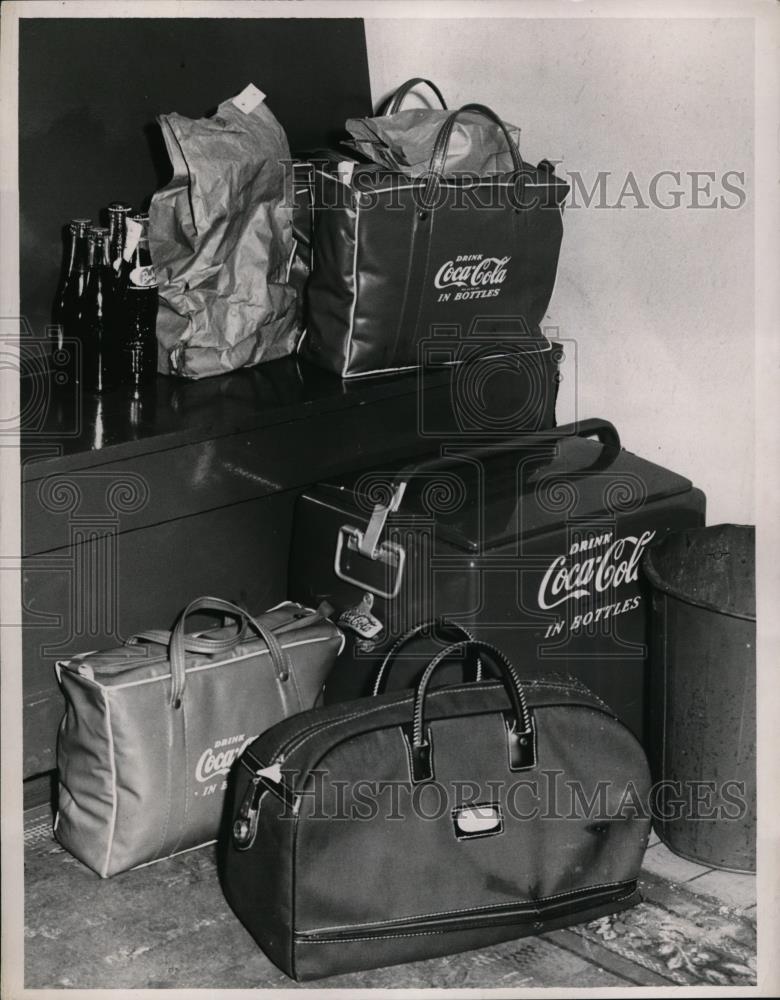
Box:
643 524 755 872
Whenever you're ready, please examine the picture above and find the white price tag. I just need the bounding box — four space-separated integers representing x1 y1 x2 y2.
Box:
232 83 266 115
337 160 356 185
123 217 142 263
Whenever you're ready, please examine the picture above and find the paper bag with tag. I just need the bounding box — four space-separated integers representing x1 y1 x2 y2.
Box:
149 84 299 379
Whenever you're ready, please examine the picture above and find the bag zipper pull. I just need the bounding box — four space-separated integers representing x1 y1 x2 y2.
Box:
232 760 285 850
256 761 283 784
233 776 264 850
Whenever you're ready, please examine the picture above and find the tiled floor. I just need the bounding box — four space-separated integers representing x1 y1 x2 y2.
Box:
642 831 756 913
21 806 756 989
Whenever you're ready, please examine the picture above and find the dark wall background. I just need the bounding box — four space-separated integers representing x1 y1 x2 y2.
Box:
19 17 372 342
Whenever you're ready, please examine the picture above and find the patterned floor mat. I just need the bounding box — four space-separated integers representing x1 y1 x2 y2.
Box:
21 807 756 989
572 880 756 986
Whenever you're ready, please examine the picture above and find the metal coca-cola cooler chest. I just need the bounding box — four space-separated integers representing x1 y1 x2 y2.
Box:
289 419 706 744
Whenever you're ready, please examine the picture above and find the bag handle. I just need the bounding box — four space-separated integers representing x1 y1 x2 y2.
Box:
384 78 448 114
421 102 524 210
334 419 620 598
129 626 246 657
406 639 535 782
371 618 480 696
164 597 292 708
128 605 328 655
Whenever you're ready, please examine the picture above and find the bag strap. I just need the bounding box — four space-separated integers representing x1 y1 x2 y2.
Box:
129 627 245 656
420 102 525 211
406 640 535 781
165 597 292 708
383 78 448 114
372 619 481 696
129 604 327 653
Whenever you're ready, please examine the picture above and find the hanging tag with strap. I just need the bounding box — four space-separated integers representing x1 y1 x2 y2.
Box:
338 593 384 640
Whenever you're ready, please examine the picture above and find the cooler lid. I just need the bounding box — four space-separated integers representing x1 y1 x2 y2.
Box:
315 426 695 553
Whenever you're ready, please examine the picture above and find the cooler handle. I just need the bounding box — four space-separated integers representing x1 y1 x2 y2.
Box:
334 419 620 595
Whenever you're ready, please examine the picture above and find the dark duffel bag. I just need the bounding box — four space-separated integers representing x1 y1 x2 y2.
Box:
220 640 652 981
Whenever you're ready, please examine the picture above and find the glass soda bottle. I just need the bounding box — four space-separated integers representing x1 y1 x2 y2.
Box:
80 227 112 393
104 202 133 382
121 212 158 399
107 202 132 270
50 219 92 351
58 218 92 385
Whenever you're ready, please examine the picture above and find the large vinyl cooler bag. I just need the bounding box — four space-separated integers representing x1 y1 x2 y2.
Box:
288 420 705 744
298 103 569 379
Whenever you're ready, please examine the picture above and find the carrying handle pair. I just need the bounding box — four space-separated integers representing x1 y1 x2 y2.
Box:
420 102 525 212
405 640 536 782
371 618 481 696
131 597 294 708
383 78 448 114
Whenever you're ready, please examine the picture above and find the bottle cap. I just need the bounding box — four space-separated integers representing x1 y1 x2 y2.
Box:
70 218 92 232
107 202 133 214
130 211 149 222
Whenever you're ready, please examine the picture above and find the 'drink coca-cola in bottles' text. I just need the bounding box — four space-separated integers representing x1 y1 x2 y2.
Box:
539 531 656 638
434 254 510 302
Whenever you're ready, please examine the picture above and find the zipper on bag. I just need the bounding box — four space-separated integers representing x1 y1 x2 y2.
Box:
66 605 323 678
293 881 638 943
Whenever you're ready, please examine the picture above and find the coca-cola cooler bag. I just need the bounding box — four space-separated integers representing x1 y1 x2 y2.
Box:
288 419 706 745
54 598 343 877
299 103 569 378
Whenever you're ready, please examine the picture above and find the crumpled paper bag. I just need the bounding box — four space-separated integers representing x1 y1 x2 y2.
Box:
345 108 522 176
149 84 299 379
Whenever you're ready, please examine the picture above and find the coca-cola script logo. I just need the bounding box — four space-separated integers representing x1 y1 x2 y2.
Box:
537 530 656 610
195 734 254 784
434 254 510 290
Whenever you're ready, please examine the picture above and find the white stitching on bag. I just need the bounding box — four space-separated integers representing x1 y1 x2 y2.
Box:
341 191 362 377
298 889 638 943
302 878 634 934
337 344 552 380
271 682 502 762
103 635 337 691
274 677 608 762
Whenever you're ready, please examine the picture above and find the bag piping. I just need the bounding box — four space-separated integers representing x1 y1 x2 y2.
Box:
127 838 217 871
342 189 363 377
299 878 637 934
67 634 338 693
294 887 639 944
102 687 119 878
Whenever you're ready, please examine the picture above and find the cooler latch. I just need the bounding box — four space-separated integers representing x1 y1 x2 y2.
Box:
334 483 407 600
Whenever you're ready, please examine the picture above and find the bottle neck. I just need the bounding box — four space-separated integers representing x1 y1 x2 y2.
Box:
74 229 91 275
63 227 78 277
108 207 131 268
88 238 110 270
